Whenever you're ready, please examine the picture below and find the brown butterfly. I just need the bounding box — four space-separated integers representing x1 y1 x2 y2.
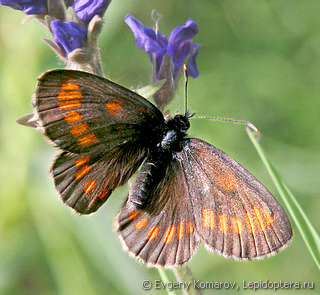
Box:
31 69 292 267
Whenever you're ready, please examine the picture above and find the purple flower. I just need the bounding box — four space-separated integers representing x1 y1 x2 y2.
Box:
167 19 200 78
125 14 200 81
125 14 168 80
72 0 111 24
0 0 48 15
50 20 87 56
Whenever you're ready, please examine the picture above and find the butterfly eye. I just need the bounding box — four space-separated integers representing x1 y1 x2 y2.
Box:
176 115 190 130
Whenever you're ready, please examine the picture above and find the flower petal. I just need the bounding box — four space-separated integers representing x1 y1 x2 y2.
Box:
0 0 47 14
125 14 168 76
186 44 200 78
72 0 111 24
167 19 199 76
50 20 87 56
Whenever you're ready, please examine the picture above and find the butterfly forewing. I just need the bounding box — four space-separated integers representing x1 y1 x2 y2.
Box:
177 138 292 259
35 69 165 214
35 70 164 155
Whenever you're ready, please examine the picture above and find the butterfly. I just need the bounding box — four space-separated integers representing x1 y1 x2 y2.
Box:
32 69 292 267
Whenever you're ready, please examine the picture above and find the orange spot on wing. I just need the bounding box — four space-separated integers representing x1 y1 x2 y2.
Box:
83 180 95 193
253 207 266 232
202 209 215 230
115 125 126 131
75 165 91 180
219 214 229 233
98 187 110 200
231 217 244 234
147 226 159 241
135 218 148 230
163 226 175 244
216 173 236 190
57 91 82 100
70 123 89 136
64 111 83 124
78 133 98 146
128 210 139 220
105 99 124 117
60 82 80 91
186 221 194 233
260 208 274 226
59 100 81 110
273 212 277 221
137 105 152 116
177 221 184 240
246 211 257 235
75 156 91 167
62 77 73 82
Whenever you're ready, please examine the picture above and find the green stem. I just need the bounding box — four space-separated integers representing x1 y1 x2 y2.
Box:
172 266 201 295
157 266 201 295
246 127 320 270
157 268 178 295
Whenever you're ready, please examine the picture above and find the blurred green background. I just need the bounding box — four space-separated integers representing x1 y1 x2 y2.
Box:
0 0 319 294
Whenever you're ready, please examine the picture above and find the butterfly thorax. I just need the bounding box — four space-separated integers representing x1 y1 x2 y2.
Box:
128 115 190 211
159 114 190 152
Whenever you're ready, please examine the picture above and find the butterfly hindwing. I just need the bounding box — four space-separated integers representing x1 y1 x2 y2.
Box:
177 138 292 259
35 69 164 155
117 137 292 266
52 142 147 214
117 158 200 266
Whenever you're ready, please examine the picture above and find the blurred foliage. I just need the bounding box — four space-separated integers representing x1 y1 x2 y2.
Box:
0 0 319 294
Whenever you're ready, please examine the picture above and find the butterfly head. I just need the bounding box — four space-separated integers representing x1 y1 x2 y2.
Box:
159 114 190 152
167 114 190 132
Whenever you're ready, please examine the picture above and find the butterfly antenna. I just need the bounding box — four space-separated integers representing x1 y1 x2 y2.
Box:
183 64 189 116
190 116 261 139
